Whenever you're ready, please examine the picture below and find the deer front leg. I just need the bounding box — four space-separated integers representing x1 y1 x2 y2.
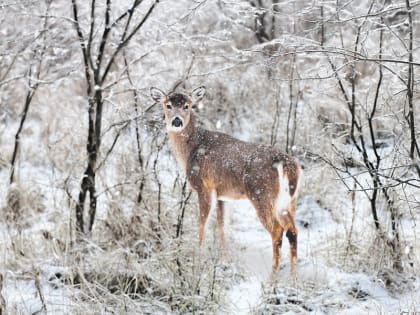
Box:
216 200 225 247
198 191 212 246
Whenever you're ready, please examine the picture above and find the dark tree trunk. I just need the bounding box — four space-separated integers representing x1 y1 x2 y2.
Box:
71 0 158 235
405 0 420 177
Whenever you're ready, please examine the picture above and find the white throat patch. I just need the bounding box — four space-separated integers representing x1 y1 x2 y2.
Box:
167 125 185 132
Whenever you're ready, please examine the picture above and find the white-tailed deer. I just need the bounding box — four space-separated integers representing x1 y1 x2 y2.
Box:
150 86 302 274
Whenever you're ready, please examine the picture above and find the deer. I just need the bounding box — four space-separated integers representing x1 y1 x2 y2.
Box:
150 86 302 275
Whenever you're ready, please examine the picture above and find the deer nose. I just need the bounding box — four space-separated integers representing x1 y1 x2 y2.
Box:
172 117 183 128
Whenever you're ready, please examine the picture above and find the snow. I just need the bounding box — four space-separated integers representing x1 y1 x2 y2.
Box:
224 200 271 314
222 196 420 314
3 267 72 315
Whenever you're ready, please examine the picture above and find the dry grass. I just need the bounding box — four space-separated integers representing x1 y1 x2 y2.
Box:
0 175 234 314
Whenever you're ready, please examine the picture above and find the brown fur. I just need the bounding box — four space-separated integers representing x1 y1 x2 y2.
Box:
152 87 302 274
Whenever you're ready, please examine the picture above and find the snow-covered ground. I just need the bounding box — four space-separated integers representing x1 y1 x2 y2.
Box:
1 183 419 314
223 197 420 314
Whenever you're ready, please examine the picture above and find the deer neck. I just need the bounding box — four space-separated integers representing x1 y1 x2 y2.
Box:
168 114 199 172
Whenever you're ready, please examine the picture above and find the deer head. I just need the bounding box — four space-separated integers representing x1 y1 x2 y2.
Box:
150 86 206 132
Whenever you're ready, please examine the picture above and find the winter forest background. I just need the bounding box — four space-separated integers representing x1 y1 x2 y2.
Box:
0 0 419 313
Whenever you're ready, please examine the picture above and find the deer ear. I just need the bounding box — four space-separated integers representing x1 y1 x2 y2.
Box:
191 86 206 103
150 87 166 103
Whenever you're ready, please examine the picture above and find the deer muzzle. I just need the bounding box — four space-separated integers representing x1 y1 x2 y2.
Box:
172 117 183 128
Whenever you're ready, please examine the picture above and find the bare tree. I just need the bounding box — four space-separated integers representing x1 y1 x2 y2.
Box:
71 0 158 234
8 1 53 184
404 0 420 177
317 0 420 271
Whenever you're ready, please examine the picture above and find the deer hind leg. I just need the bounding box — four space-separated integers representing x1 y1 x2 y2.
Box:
216 200 225 247
250 200 283 272
286 196 298 276
286 224 298 277
271 223 284 272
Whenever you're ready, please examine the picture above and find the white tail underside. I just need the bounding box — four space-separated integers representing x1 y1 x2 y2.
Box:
275 163 292 216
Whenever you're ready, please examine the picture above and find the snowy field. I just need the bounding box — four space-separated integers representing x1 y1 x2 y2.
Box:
227 197 420 314
1 192 419 314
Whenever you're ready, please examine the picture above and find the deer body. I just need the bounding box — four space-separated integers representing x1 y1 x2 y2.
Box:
151 87 301 274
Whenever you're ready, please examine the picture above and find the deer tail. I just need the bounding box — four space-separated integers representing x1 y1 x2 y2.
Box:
274 163 292 214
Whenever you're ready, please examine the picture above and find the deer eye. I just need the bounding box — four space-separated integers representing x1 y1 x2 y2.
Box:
183 104 189 110
166 104 172 110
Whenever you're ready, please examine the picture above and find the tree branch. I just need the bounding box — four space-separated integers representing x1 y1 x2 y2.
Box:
100 0 158 84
